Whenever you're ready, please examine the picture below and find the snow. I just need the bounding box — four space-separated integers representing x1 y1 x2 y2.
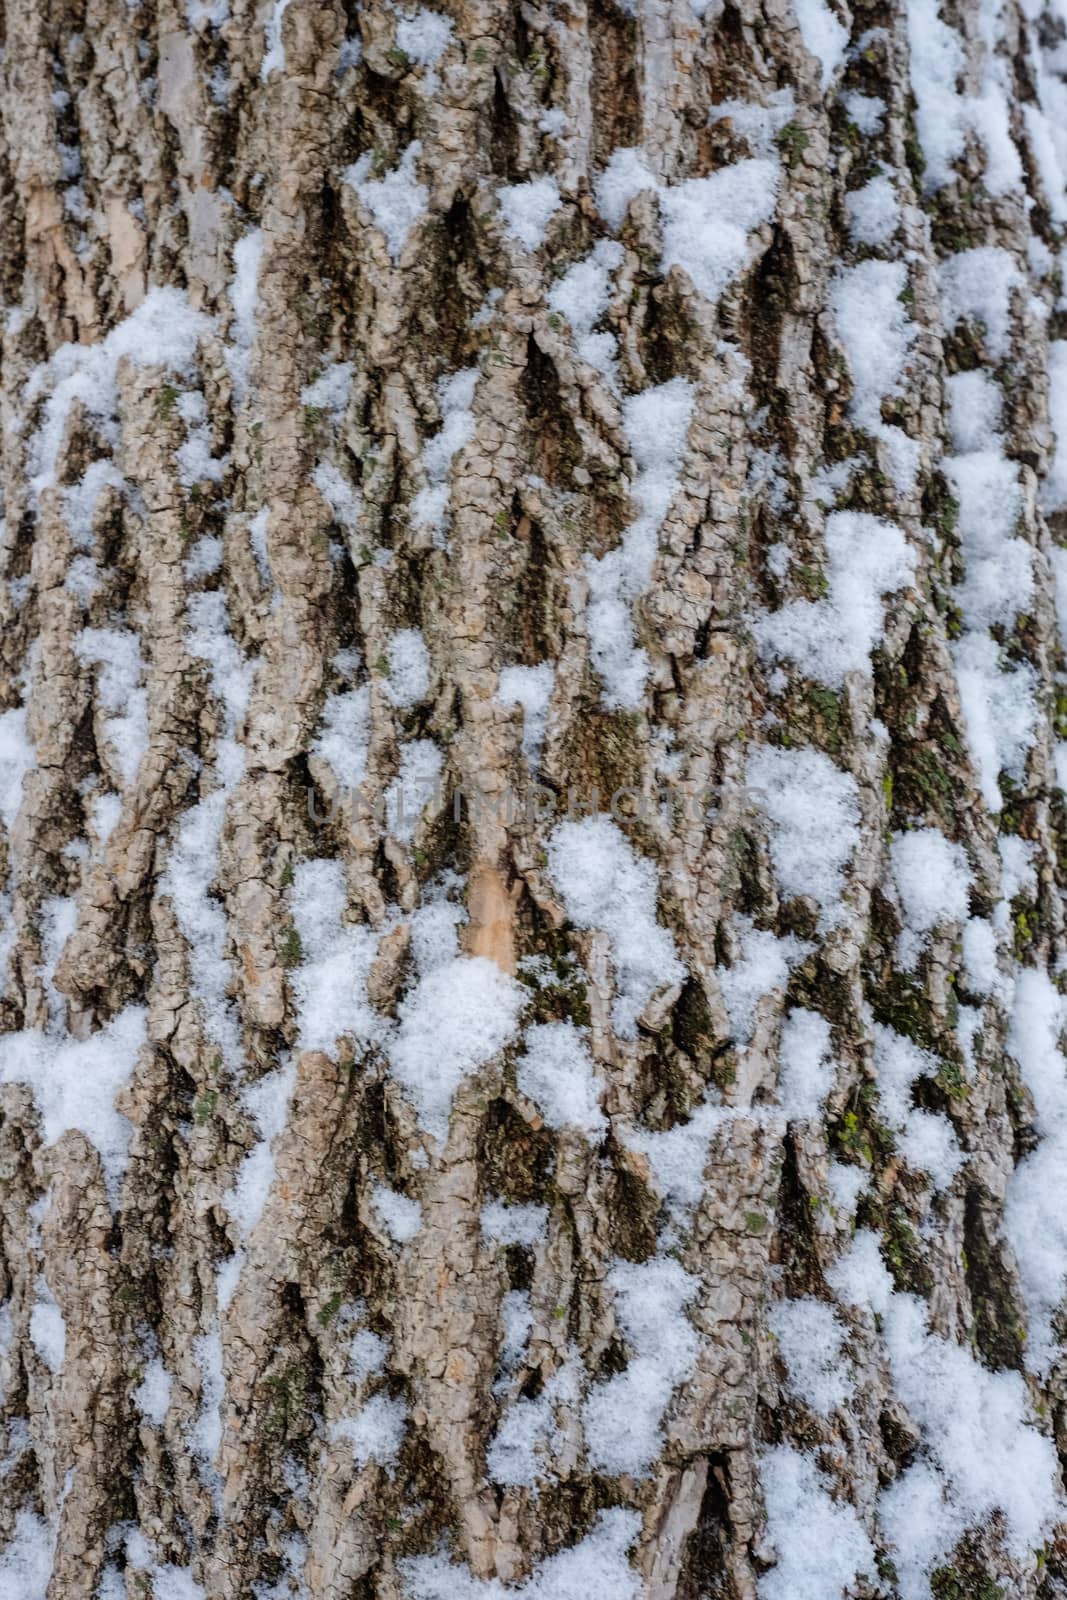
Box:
74 627 149 787
224 1061 295 1240
371 1184 423 1243
312 460 362 531
188 0 229 27
1000 832 1037 902
946 368 1002 453
880 1292 1061 1576
410 367 478 541
175 390 227 491
827 1160 866 1214
1004 969 1067 1375
827 1227 895 1315
952 631 1037 813
753 510 916 687
0 708 34 830
769 1296 852 1411
625 1100 723 1215
184 534 223 582
793 0 849 89
388 956 523 1140
595 147 657 230
384 629 430 707
0 1511 54 1600
516 1021 606 1137
301 362 353 418
583 1256 699 1474
746 745 860 929
846 175 898 245
945 449 1029 632
938 246 1020 361
261 0 292 79
0 1006 147 1203
27 287 213 500
585 377 693 707
395 8 454 85
548 240 623 382
346 143 428 263
497 177 561 249
759 1447 875 1600
334 1393 408 1472
400 1508 641 1600
708 90 796 158
829 260 918 493
134 1358 173 1426
160 582 249 1069
192 1330 224 1467
64 458 125 548
905 0 967 189
498 663 554 763
481 1200 547 1247
660 162 779 302
962 916 1000 997
717 920 811 1045
348 1328 388 1383
546 816 685 1037
777 1007 837 1120
873 1024 963 1190
311 687 370 791
487 1359 579 1487
596 149 779 302
409 897 465 975
842 91 885 134
890 827 972 969
248 508 272 586
289 859 383 1055
385 738 443 841
29 1278 65 1373
1045 341 1067 511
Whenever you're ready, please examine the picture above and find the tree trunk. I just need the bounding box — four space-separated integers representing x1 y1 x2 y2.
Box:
1 0 1067 1594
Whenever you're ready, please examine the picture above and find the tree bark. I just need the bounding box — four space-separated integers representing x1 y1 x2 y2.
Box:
1 0 1067 1596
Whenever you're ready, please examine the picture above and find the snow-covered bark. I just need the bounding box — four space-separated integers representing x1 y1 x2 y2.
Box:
2 0 1067 1596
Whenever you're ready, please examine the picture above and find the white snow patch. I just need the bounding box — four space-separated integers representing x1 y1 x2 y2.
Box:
890 827 972 969
134 1358 173 1427
547 815 685 1037
759 1446 875 1600
753 510 915 687
846 175 898 245
289 859 383 1055
830 259 918 493
410 367 478 542
334 1394 408 1472
385 629 430 707
0 1007 147 1203
388 956 523 1140
372 1184 423 1243
777 1007 837 1121
399 1508 641 1600
346 143 428 264
585 377 694 707
497 663 554 763
792 0 849 89
481 1200 547 1247
769 1296 852 1412
29 1278 65 1373
583 1257 699 1474
516 1021 606 1137
746 745 861 929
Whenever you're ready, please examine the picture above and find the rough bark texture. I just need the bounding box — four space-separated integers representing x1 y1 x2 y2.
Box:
2 0 1067 1596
